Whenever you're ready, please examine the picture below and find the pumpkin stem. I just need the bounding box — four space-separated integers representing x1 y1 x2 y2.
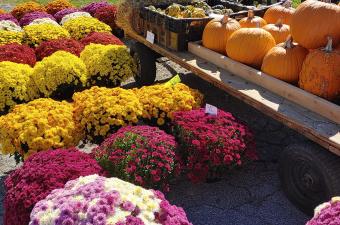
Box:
222 14 229 24
282 0 292 8
323 36 333 52
247 10 255 19
284 35 293 49
275 19 283 28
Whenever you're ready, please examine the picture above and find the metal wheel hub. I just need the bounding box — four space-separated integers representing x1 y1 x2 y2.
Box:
292 160 325 200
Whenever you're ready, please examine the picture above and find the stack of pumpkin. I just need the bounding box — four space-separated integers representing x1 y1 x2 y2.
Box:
202 0 340 101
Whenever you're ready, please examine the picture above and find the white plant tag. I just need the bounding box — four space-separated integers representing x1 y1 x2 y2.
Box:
146 31 155 44
205 104 218 116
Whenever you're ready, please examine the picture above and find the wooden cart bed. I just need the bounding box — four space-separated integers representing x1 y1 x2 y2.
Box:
126 30 340 156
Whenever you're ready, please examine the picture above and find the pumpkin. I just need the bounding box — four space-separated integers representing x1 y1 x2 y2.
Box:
290 0 340 49
239 10 267 28
263 1 295 25
202 15 241 54
299 37 340 100
262 19 290 44
261 36 308 84
226 28 276 68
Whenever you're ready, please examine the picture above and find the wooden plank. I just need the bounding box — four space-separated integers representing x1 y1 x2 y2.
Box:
125 31 340 155
188 42 340 124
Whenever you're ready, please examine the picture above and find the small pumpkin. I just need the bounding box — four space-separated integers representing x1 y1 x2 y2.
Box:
299 37 340 100
263 1 295 25
261 36 308 84
262 19 290 44
226 28 276 68
202 15 241 54
290 0 340 49
239 10 267 28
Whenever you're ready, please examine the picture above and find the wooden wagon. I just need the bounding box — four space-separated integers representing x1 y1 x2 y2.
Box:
118 0 340 214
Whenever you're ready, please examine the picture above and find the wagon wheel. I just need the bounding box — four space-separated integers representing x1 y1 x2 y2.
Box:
279 142 340 215
130 42 157 86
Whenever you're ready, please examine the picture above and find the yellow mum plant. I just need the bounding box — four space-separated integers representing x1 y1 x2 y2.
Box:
11 1 45 20
0 98 84 161
31 51 88 99
0 61 38 114
62 16 111 40
0 30 23 45
73 86 143 142
134 83 203 126
23 23 70 46
80 43 136 87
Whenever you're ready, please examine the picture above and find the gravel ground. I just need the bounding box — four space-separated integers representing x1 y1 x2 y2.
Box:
0 59 310 225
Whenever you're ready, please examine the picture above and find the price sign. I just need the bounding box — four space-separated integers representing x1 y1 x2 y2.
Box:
164 74 181 87
146 31 155 44
205 104 218 116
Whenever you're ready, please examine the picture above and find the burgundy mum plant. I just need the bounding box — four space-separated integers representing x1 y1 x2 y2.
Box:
172 108 257 183
35 38 84 60
80 32 124 46
92 125 181 192
0 43 36 66
4 148 104 225
82 1 111 15
94 5 118 29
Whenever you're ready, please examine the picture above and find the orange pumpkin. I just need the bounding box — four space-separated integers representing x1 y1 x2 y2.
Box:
263 2 295 26
262 19 290 44
299 37 340 100
261 36 308 84
226 28 276 68
290 0 340 49
239 10 267 28
202 15 241 54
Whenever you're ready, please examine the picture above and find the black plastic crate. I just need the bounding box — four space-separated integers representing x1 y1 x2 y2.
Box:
142 3 213 51
208 0 285 17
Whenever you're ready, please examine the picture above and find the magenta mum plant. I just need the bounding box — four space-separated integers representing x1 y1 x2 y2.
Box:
4 148 104 225
29 175 192 225
306 197 340 225
172 108 257 183
19 11 56 26
54 8 81 22
92 125 181 192
0 13 19 25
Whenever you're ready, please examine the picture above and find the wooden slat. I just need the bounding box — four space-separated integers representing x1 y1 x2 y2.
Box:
188 42 340 124
125 31 340 155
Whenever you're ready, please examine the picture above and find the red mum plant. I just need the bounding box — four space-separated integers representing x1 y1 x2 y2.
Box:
35 38 84 60
4 148 104 225
0 43 36 66
92 125 181 192
80 32 124 46
172 108 257 183
94 5 118 29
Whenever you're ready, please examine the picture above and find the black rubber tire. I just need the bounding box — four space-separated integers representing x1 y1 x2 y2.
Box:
279 143 340 215
130 42 157 86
